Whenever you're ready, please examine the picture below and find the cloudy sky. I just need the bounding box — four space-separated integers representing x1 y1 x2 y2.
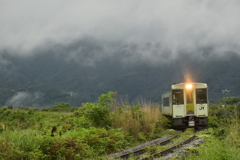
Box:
1 0 240 60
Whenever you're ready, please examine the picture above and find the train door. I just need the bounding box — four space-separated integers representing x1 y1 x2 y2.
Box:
186 88 195 115
172 89 184 117
196 88 208 116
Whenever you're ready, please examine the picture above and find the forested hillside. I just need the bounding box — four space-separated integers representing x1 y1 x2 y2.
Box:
0 48 239 108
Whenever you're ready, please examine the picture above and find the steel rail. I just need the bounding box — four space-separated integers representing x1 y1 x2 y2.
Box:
139 135 196 160
113 133 180 159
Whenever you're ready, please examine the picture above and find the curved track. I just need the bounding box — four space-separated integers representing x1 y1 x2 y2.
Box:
139 135 196 160
111 133 181 159
108 128 203 160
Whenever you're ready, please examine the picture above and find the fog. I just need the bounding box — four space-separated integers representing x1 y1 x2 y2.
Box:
6 92 44 108
1 0 240 63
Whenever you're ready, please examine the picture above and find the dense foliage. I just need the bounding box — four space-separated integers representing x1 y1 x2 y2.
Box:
0 92 168 159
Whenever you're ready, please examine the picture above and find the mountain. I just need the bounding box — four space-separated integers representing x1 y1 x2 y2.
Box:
0 46 240 108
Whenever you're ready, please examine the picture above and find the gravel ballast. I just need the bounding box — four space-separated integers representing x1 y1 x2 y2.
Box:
106 136 171 158
159 138 204 160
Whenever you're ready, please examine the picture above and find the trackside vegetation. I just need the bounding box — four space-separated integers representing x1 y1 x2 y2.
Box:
184 97 240 160
0 92 169 159
0 92 240 159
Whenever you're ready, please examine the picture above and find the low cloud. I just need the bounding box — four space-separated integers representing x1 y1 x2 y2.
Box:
1 0 239 62
0 55 10 72
6 92 44 108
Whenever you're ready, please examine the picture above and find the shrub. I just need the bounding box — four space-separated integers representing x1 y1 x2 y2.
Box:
78 102 111 128
75 92 115 129
98 91 115 107
63 127 133 155
18 107 30 111
41 107 52 111
52 102 71 112
7 104 13 109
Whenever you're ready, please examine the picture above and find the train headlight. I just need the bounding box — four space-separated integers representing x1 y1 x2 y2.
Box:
186 83 193 90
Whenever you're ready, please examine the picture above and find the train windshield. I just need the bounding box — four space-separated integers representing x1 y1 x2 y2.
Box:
172 90 184 104
196 89 207 104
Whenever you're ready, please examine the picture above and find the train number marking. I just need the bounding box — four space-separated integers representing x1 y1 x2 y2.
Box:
199 106 204 110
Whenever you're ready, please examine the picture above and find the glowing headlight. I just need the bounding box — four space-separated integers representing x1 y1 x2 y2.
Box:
186 84 193 89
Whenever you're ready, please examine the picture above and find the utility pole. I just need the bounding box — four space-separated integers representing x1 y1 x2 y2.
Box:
222 89 230 108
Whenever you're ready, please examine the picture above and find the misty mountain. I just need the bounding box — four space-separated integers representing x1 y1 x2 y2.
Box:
0 43 240 108
1 1 240 108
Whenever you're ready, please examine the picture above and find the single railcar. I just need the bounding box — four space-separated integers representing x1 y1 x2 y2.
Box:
161 82 208 128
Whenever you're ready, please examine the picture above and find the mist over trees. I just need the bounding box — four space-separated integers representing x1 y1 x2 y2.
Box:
0 41 239 108
1 0 239 108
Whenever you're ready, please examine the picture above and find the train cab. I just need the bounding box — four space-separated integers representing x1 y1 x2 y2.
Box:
161 82 209 128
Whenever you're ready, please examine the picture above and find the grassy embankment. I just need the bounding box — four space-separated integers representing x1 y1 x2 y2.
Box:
184 99 240 160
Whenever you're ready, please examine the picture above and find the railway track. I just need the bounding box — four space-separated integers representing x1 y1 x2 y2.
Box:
108 133 180 159
107 129 201 160
139 135 196 160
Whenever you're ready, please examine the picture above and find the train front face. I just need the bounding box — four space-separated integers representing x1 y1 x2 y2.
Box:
171 83 208 128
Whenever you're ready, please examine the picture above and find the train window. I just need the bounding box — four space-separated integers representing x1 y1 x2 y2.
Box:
163 97 170 107
172 90 184 104
196 89 207 104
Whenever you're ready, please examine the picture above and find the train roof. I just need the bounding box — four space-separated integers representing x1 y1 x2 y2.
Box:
171 82 207 90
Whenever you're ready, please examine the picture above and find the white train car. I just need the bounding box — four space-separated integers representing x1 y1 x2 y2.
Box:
161 82 208 128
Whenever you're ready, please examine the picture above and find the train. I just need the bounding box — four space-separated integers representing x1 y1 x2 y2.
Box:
161 82 208 129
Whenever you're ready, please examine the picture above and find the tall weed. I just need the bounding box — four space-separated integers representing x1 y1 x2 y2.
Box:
111 103 166 141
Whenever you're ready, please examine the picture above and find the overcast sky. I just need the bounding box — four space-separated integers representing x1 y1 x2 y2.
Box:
1 0 240 60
